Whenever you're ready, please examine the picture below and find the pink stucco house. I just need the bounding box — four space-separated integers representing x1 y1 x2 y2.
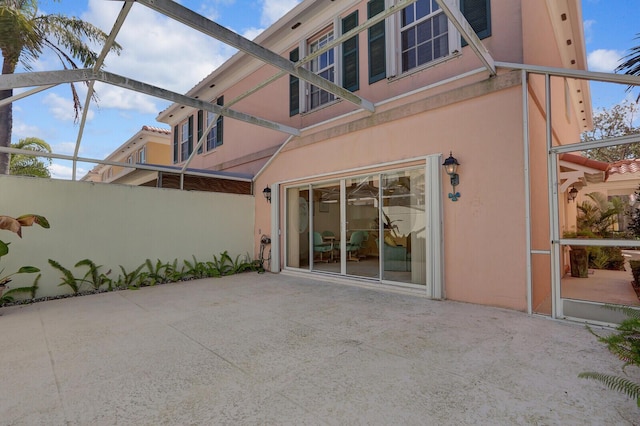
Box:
157 0 600 318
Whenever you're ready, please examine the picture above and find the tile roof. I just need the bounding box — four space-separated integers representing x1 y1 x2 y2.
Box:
560 153 640 180
608 159 640 176
141 125 171 135
559 153 609 172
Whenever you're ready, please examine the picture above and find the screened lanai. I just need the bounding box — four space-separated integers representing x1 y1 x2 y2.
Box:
1 0 639 324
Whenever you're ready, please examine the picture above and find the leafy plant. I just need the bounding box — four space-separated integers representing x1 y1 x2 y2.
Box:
577 192 624 239
0 214 49 291
117 264 146 290
143 258 173 285
75 259 112 291
229 252 253 274
631 260 640 286
48 259 82 295
165 258 185 282
0 273 40 304
183 256 209 280
580 305 640 407
0 265 40 287
587 246 625 271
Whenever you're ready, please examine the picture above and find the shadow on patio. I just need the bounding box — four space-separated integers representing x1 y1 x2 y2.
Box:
1 273 639 424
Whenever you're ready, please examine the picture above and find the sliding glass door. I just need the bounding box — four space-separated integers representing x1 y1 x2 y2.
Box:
345 175 380 278
312 181 341 272
285 166 427 287
381 169 426 285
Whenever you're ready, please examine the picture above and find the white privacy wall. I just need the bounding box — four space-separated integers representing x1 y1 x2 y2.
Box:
1 175 255 297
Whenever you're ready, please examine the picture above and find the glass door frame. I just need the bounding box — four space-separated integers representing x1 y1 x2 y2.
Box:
281 156 443 297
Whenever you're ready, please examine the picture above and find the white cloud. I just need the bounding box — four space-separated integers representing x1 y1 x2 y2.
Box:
260 0 300 27
243 27 264 41
587 49 624 72
49 162 87 180
92 83 158 114
583 19 595 43
43 93 95 122
82 0 234 96
53 142 81 155
11 121 42 141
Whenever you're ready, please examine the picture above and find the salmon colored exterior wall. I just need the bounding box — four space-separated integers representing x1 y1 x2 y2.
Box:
157 0 589 312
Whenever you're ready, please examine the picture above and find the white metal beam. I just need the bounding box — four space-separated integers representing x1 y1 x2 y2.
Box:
129 0 375 113
0 146 252 182
0 84 56 107
496 61 640 86
72 1 134 180
434 0 496 76
0 69 300 136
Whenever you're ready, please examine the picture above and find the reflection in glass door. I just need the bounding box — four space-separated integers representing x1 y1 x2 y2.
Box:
311 181 341 272
345 175 380 278
286 187 310 269
284 166 427 287
381 169 426 285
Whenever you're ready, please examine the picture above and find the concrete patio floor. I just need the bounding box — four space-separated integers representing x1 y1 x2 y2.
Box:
1 273 639 425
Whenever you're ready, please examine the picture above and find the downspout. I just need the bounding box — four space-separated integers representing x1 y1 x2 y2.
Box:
522 69 533 315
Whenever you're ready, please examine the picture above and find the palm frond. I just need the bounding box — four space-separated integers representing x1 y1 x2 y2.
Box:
579 372 640 406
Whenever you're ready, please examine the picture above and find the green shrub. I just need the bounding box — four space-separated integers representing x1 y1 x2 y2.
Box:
630 261 640 286
580 305 640 407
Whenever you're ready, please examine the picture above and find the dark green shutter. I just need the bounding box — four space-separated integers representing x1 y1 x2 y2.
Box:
173 125 178 163
216 96 224 147
342 11 359 92
367 0 386 84
187 115 194 156
289 48 300 116
461 0 491 47
197 110 203 154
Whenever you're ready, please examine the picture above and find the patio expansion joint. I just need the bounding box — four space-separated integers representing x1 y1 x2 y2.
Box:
164 322 251 376
163 319 326 421
37 305 70 424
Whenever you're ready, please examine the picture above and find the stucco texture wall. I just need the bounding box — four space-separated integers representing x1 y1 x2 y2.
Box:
1 176 254 297
258 83 528 311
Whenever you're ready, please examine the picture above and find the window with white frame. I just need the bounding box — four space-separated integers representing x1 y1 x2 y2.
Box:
308 30 336 110
205 111 218 151
127 154 133 164
400 0 450 73
138 147 146 164
180 120 189 161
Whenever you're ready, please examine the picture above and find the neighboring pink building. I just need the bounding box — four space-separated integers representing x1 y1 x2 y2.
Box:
157 0 595 316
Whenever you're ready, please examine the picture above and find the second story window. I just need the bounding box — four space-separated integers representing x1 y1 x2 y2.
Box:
308 30 335 110
206 111 218 150
180 121 189 161
176 115 194 162
198 97 224 153
400 0 449 72
127 155 133 165
138 147 146 164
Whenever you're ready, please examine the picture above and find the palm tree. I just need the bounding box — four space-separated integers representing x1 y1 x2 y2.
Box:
10 136 51 177
616 33 640 100
0 0 120 174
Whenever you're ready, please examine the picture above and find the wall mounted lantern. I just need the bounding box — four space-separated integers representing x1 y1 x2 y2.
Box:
263 186 272 203
568 186 578 202
442 152 460 201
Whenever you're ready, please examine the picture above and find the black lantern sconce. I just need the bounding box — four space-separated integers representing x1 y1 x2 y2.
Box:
442 152 460 201
568 186 578 202
263 186 272 203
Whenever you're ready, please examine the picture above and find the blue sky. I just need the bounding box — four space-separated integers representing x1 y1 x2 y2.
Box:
7 0 639 179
